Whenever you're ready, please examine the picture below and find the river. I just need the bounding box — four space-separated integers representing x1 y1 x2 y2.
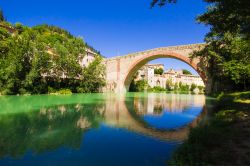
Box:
0 93 207 166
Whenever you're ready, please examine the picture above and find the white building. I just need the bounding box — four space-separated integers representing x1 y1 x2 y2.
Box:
78 48 97 68
135 64 205 89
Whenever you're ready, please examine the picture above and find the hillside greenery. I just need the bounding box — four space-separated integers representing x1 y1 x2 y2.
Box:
0 20 105 95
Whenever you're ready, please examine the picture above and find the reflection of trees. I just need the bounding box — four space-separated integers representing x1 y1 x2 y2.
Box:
153 105 163 115
0 103 104 159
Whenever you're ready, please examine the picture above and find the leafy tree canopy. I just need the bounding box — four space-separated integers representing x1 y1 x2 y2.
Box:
0 22 105 95
182 69 192 75
154 68 164 75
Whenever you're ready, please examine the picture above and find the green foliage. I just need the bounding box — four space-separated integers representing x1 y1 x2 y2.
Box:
174 82 178 91
148 86 166 92
198 85 204 93
129 79 137 92
0 22 105 95
166 79 174 90
190 83 197 92
154 68 164 75
131 80 148 92
178 82 189 92
194 1 250 92
57 89 72 95
182 69 192 75
48 87 72 95
77 56 106 93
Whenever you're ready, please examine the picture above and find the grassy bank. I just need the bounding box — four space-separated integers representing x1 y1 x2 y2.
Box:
169 91 250 166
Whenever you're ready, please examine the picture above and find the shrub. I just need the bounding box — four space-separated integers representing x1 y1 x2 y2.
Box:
148 86 166 92
57 89 72 95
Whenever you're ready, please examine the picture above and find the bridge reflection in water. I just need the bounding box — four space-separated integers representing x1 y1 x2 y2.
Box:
104 93 206 141
0 93 206 164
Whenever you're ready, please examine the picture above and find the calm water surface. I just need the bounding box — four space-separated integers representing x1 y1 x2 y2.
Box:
0 93 206 166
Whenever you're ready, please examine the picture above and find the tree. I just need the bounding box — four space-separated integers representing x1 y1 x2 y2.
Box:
182 69 192 75
190 83 197 92
174 82 178 91
193 0 250 92
154 68 164 75
0 22 106 94
178 82 189 92
166 78 174 90
77 56 106 93
135 80 148 92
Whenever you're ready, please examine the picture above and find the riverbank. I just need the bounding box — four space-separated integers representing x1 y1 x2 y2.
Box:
169 91 250 165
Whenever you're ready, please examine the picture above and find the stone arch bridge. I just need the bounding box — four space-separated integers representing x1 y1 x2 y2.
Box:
104 43 210 93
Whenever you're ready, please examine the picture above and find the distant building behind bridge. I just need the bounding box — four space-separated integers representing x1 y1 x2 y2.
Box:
135 64 205 89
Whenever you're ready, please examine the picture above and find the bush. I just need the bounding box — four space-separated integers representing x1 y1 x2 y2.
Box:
134 80 148 92
48 87 72 95
148 86 166 92
57 89 72 95
190 83 197 92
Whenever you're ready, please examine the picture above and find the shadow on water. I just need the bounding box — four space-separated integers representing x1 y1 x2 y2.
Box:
0 93 208 166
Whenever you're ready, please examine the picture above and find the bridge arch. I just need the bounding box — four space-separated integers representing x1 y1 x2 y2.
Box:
123 51 206 91
104 44 209 93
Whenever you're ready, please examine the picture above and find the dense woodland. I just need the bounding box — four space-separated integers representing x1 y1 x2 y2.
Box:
0 11 105 95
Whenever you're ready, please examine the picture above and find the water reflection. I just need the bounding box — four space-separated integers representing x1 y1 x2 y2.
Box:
131 93 206 130
0 103 104 159
0 93 206 166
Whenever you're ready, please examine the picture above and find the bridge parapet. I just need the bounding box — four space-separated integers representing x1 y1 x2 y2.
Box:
105 43 205 62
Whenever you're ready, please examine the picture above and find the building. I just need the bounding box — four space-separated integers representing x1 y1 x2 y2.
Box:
135 64 205 89
164 68 204 87
78 48 98 68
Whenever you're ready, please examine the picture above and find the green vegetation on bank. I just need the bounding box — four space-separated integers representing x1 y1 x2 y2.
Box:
169 91 250 165
129 79 204 94
0 17 105 95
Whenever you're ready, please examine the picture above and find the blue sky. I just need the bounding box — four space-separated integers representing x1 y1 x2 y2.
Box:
0 0 209 74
